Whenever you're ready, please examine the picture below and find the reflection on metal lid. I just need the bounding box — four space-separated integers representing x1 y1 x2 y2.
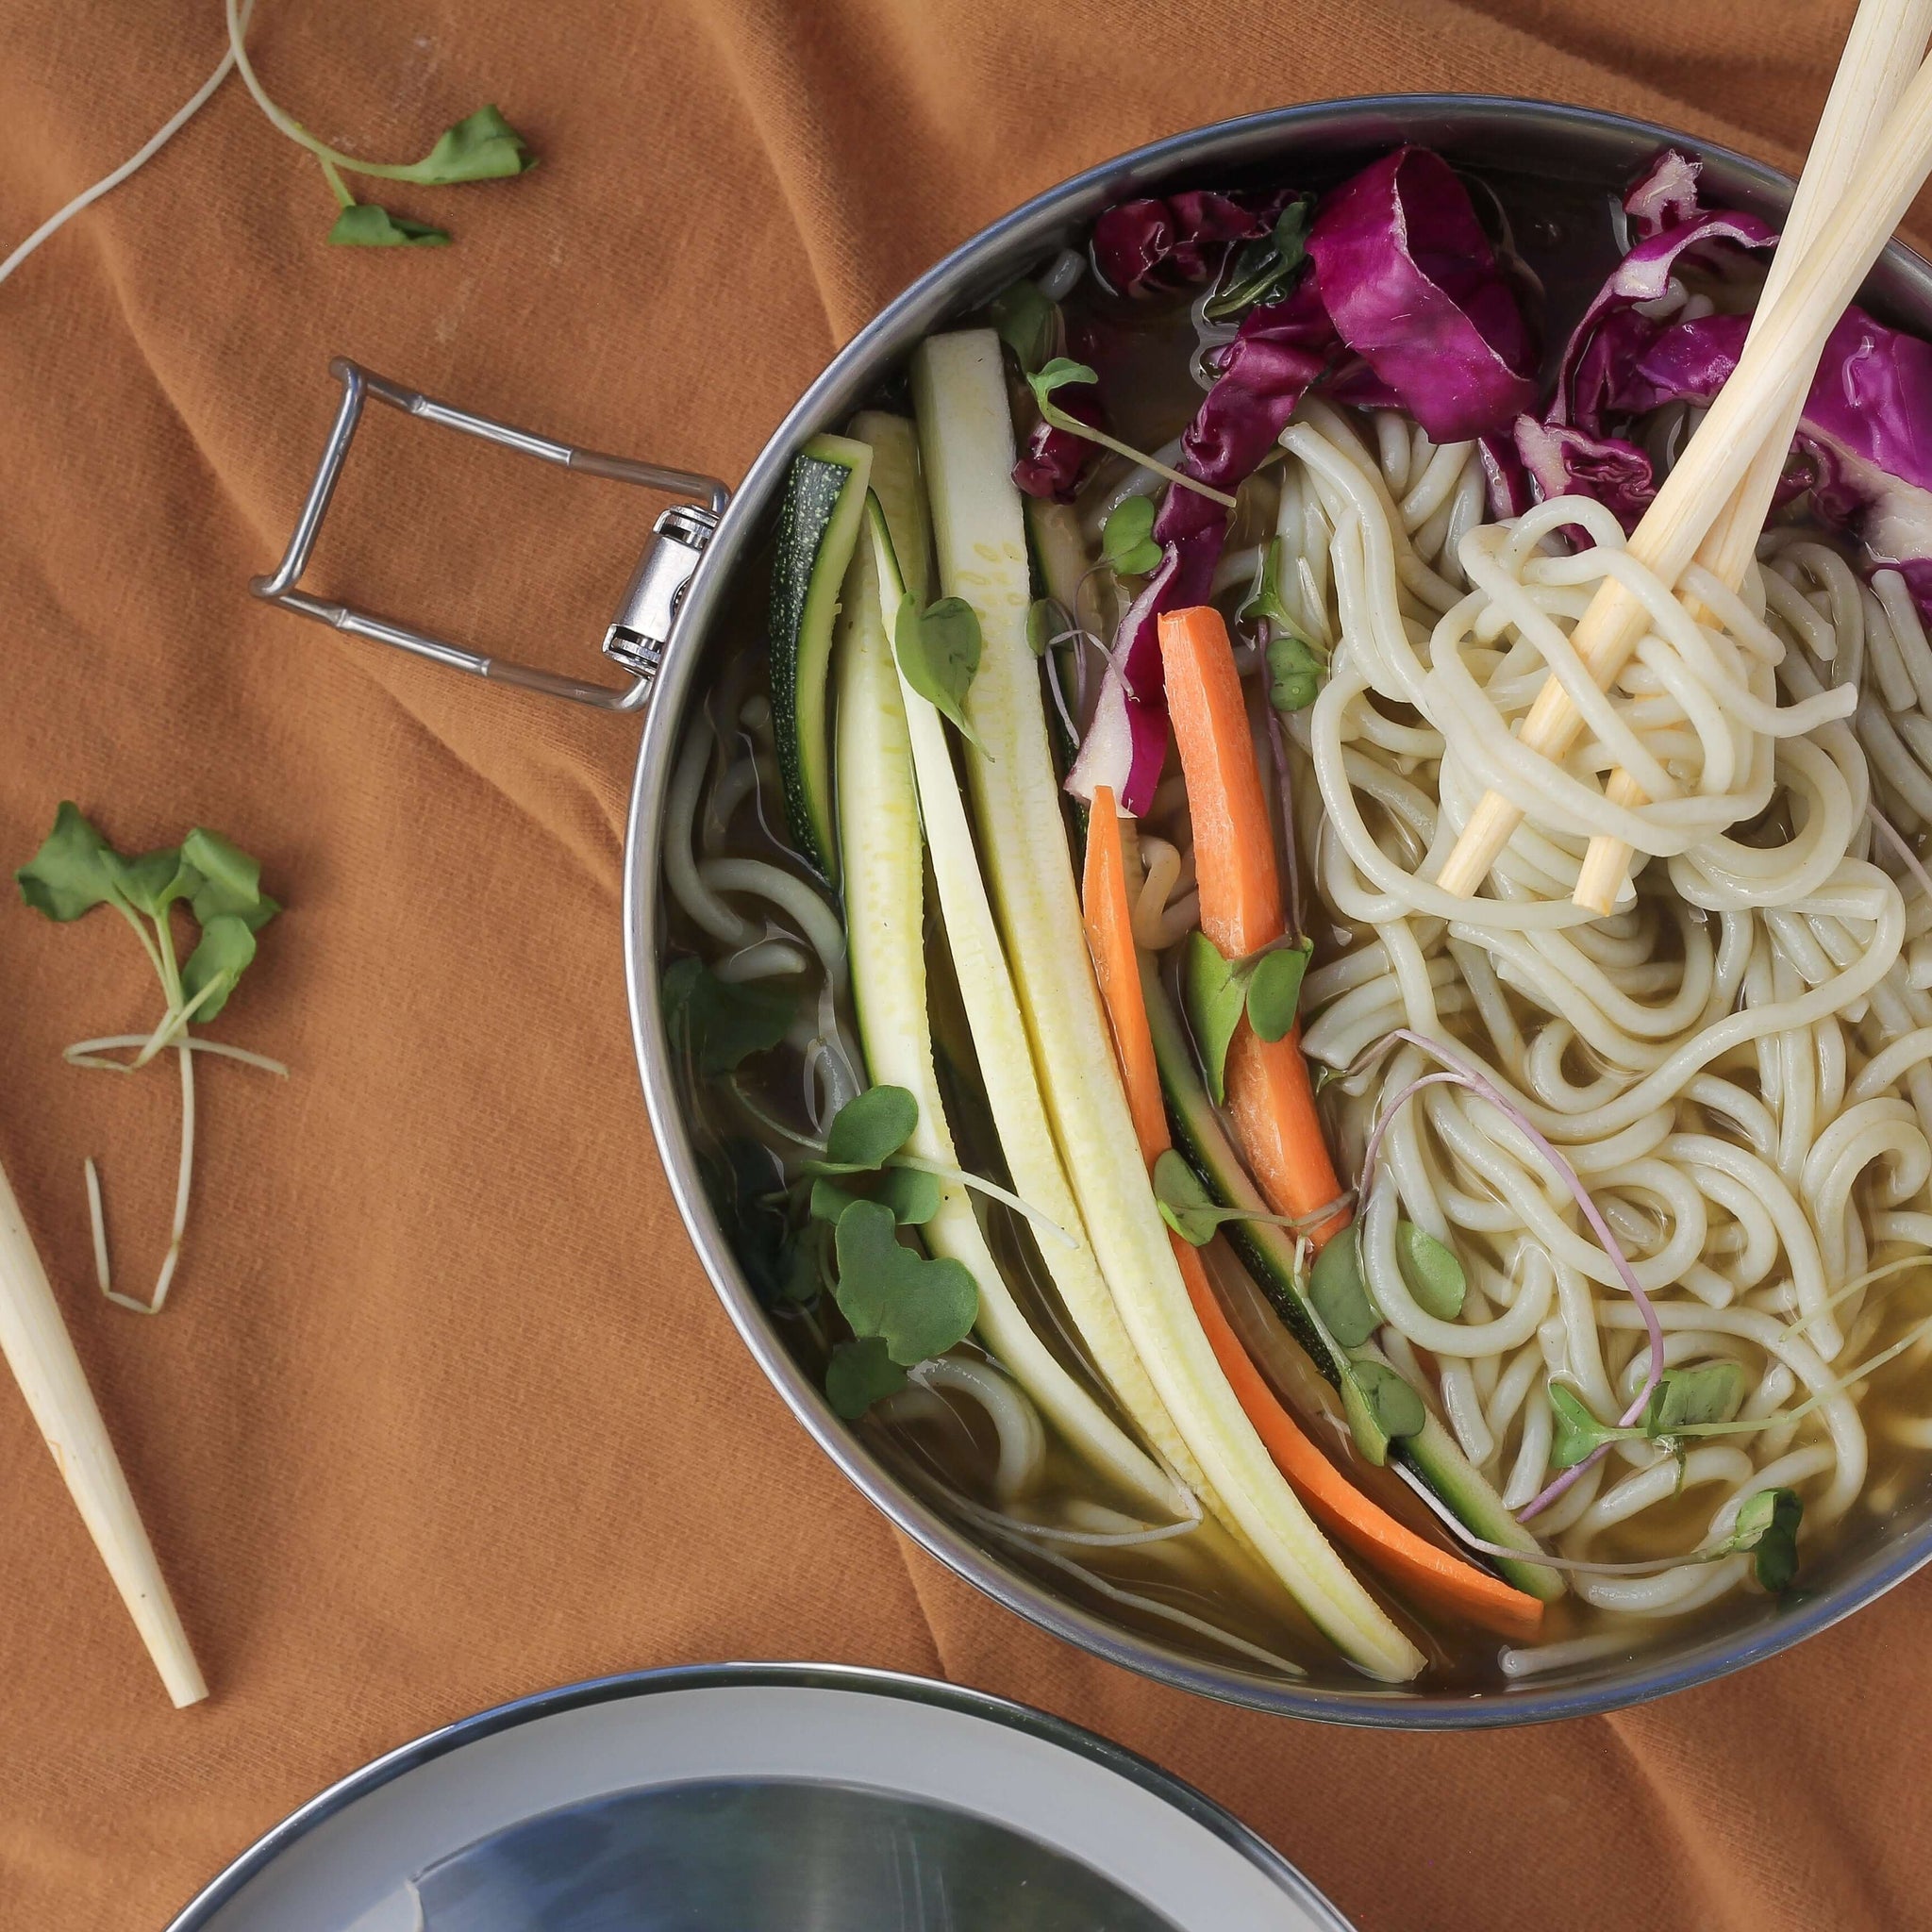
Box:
415 1780 1182 1931
168 1666 1355 1932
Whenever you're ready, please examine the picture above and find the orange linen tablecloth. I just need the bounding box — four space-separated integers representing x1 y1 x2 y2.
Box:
3 4 1927 1926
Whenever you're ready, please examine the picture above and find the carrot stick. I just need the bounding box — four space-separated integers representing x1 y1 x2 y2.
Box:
1158 606 1349 1246
1081 788 1167 1153
1081 791 1543 1641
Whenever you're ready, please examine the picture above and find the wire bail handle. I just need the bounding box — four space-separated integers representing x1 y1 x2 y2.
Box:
250 358 731 712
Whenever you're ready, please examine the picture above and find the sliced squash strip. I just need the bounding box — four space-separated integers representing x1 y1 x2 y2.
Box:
841 414 1193 1518
913 328 1423 1681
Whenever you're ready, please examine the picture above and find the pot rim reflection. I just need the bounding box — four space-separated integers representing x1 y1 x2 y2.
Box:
625 94 1932 1725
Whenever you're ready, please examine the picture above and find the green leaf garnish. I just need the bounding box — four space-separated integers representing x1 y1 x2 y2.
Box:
179 914 258 1023
1185 931 1313 1094
894 594 989 755
1183 931 1248 1107
1266 632 1324 713
825 1335 908 1419
1101 494 1162 577
1395 1222 1465 1321
1732 1487 1803 1591
16 802 122 920
1307 1225 1378 1348
806 1085 919 1175
1203 197 1313 321
182 827 279 932
662 958 796 1077
988 277 1056 374
1341 1357 1426 1449
1025 597 1067 658
833 1199 978 1367
1643 1360 1746 1439
1548 1385 1614 1470
809 1164 941 1227
1150 1149 1316 1249
103 846 197 918
1152 1149 1231 1245
1241 539 1295 631
327 203 452 248
1245 940 1312 1042
1025 360 1237 509
399 106 536 185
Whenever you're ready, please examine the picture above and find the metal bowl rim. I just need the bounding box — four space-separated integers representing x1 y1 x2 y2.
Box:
162 1660 1350 1931
622 92 1932 1726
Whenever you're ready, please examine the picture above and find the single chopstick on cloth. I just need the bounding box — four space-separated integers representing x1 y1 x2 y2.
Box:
0 1154 206 1707
1436 24 1932 906
1573 0 1932 914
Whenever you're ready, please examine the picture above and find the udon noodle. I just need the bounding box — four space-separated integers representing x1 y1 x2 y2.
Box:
1130 400 1932 1633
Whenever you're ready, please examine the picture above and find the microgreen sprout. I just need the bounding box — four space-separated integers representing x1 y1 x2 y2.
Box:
15 803 284 1313
1202 197 1314 322
1025 360 1237 508
1101 495 1163 577
892 590 989 756
1151 1149 1313 1248
1183 929 1314 1103
224 0 534 248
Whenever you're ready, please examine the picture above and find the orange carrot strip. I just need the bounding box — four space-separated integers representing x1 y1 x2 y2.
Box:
1082 772 1543 1642
1081 789 1167 1153
1158 605 1349 1247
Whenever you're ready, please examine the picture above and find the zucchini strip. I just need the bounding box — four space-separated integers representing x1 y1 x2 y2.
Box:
857 435 1204 1508
770 432 874 886
913 330 1423 1680
835 412 1187 1517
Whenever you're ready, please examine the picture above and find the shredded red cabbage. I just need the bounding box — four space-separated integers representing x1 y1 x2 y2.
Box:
1512 417 1657 536
1055 146 1541 809
1306 146 1539 441
1091 188 1293 296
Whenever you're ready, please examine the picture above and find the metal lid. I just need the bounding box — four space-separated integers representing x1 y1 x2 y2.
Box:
166 1663 1356 1931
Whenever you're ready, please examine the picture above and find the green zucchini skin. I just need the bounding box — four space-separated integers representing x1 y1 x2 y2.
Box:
1141 953 1563 1600
768 432 874 886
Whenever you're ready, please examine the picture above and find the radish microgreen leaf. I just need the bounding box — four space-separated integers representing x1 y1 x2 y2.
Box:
805 1085 919 1174
15 802 123 919
1183 932 1249 1106
833 1199 978 1366
327 204 451 248
1308 1225 1377 1347
1342 1357 1425 1446
894 595 989 756
1185 931 1315 1096
1101 494 1162 576
1395 1222 1466 1320
1266 632 1324 713
825 1335 908 1419
662 958 795 1077
1245 940 1313 1042
988 277 1056 374
809 1166 941 1227
15 802 283 1314
1026 359 1238 509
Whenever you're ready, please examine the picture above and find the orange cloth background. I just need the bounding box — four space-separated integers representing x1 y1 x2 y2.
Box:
3 3 1928 1926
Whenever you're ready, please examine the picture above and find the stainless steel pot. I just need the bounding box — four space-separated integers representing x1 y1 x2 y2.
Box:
260 94 1932 1724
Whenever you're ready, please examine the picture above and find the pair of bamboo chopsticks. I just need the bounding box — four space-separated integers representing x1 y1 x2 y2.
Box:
0 1155 205 1707
1437 0 1932 915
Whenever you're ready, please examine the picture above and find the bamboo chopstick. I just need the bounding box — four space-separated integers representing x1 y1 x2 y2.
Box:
1437 21 1932 905
0 1154 206 1707
1572 0 1932 915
